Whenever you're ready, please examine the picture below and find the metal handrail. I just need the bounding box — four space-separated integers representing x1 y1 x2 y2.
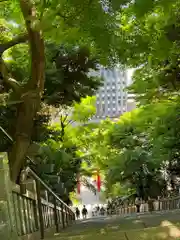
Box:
0 127 75 210
27 167 73 211
0 126 36 164
0 127 70 205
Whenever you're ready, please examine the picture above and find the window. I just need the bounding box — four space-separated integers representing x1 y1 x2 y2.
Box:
112 71 117 79
106 70 111 78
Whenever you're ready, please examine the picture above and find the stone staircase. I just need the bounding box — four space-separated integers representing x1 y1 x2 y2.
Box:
47 210 180 240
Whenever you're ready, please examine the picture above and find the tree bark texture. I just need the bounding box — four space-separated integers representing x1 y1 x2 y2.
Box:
9 0 45 182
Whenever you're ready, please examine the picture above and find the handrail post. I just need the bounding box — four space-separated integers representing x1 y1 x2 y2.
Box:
69 210 73 223
72 211 75 221
53 196 59 232
61 202 65 228
35 180 44 239
68 209 71 224
32 198 39 231
65 206 69 226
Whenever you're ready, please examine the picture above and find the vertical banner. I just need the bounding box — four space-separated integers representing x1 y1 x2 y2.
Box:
77 173 81 194
97 171 101 192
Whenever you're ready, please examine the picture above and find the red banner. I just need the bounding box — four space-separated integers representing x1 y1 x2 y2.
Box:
97 171 101 192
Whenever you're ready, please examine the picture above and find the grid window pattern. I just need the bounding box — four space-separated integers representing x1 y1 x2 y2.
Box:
94 68 128 118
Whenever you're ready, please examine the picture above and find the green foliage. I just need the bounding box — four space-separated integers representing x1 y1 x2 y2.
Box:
7 43 102 107
106 182 134 199
2 0 180 200
107 0 180 104
0 0 120 63
0 0 122 182
73 101 180 199
0 103 53 151
31 141 81 202
44 45 101 106
27 97 98 200
72 96 96 122
77 1 180 199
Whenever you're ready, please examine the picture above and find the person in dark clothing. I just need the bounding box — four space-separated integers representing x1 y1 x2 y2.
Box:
82 205 88 219
96 205 100 216
100 206 105 216
135 197 141 213
75 207 80 219
148 197 154 213
107 201 112 215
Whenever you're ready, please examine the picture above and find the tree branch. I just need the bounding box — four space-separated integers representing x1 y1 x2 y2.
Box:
20 0 45 91
0 34 28 57
67 119 75 125
0 28 27 94
0 58 21 93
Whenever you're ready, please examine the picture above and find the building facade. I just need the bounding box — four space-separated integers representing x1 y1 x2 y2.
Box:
52 68 135 125
93 68 128 120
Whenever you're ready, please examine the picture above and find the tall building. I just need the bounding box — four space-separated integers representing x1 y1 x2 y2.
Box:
93 68 128 120
52 68 135 125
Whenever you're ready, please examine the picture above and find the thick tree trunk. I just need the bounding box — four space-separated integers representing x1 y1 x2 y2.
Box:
9 0 45 182
9 95 41 181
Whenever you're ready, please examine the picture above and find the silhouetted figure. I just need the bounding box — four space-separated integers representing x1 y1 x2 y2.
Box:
107 201 112 215
148 197 154 213
96 205 100 216
135 197 141 213
75 207 80 219
100 206 105 216
82 205 88 219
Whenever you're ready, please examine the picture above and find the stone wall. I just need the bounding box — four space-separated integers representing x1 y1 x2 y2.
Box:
0 152 18 239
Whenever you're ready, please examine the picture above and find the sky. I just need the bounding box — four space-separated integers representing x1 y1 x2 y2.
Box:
127 68 135 86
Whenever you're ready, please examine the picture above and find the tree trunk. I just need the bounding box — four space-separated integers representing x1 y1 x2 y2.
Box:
9 0 45 182
9 95 41 181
